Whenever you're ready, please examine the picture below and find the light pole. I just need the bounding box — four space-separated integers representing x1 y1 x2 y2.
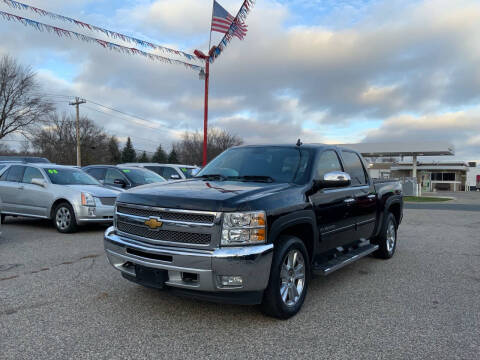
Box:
195 48 214 167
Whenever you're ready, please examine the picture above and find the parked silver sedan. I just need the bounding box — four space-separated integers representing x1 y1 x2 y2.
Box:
0 163 120 233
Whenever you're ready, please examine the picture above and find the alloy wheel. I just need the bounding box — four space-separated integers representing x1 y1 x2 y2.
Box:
56 207 71 230
279 249 305 307
386 220 396 253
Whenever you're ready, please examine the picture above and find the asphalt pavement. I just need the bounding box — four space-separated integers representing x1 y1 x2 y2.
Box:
1 204 479 359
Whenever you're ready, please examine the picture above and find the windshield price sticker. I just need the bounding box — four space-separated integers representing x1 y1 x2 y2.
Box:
122 169 131 173
48 169 59 174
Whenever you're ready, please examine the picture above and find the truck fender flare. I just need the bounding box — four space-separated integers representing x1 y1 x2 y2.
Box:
269 210 319 254
374 197 402 238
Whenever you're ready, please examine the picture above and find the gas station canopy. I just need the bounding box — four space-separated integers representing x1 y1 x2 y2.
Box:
338 142 455 157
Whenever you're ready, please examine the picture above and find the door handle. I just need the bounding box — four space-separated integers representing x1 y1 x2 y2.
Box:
18 186 25 190
344 198 356 204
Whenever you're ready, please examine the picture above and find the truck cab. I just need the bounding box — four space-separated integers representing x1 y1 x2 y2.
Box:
104 144 403 318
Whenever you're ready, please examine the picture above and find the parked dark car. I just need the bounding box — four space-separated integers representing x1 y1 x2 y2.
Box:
83 165 166 190
103 144 403 318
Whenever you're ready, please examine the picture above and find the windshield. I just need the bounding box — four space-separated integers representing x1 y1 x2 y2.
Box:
179 167 198 179
121 168 165 185
46 168 100 185
197 147 312 184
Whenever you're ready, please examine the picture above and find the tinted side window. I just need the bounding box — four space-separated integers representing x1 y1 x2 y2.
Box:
23 167 44 183
145 166 163 176
105 169 128 185
341 151 367 185
6 165 25 183
161 167 179 179
0 167 10 181
314 151 343 179
86 168 106 180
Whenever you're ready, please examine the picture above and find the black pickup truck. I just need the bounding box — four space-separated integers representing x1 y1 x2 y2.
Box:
104 143 403 318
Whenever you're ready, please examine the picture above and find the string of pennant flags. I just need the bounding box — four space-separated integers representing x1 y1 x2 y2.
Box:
0 10 204 72
1 0 199 63
211 0 255 62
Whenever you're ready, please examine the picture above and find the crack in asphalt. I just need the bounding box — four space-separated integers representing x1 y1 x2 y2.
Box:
0 301 54 316
0 254 102 282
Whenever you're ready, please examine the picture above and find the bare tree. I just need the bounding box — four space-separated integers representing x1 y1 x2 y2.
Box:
0 55 54 140
174 128 243 165
32 112 111 165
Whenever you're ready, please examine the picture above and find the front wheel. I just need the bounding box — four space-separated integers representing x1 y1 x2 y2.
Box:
261 235 310 319
54 203 78 233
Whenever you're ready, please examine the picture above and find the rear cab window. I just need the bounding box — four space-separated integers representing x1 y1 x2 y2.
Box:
340 151 368 186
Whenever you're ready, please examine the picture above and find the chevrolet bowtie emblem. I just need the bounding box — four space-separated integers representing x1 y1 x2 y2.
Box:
144 217 163 230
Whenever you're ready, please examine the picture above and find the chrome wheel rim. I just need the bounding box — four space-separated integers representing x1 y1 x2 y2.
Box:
56 207 71 230
386 220 396 253
280 249 305 307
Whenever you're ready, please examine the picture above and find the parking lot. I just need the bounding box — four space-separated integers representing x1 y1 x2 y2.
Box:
1 199 479 359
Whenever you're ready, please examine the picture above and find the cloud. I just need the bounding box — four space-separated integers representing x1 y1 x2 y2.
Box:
0 0 480 159
362 109 480 159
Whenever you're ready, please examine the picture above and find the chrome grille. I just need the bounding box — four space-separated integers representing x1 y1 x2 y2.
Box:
116 205 215 224
99 197 116 206
117 221 211 245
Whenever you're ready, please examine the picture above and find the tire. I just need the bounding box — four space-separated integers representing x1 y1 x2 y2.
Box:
53 202 78 233
373 212 397 259
261 235 310 319
1 214 5 224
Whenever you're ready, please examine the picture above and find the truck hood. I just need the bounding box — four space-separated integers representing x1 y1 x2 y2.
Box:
117 179 294 212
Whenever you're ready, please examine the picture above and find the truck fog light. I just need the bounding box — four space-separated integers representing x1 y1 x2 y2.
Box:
220 275 243 287
88 207 96 216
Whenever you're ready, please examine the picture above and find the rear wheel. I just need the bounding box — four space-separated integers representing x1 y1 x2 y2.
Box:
261 235 310 319
54 203 78 233
373 212 397 259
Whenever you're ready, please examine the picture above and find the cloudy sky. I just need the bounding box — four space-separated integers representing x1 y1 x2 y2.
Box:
0 0 479 160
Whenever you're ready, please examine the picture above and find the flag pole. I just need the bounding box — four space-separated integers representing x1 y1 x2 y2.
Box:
203 0 215 166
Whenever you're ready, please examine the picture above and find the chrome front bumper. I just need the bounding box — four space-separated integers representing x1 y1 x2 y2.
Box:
104 226 274 293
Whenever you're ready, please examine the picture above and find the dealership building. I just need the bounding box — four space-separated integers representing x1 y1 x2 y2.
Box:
342 142 480 192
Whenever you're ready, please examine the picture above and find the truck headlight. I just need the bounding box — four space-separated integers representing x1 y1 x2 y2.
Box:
81 192 96 207
221 211 266 246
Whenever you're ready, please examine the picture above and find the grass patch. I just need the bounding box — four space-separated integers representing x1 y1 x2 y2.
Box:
404 196 452 202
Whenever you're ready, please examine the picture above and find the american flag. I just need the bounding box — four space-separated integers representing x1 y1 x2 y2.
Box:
211 0 248 40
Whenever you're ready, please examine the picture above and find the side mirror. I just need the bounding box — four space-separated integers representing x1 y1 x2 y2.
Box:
315 171 351 189
170 174 181 180
113 179 127 188
31 178 47 187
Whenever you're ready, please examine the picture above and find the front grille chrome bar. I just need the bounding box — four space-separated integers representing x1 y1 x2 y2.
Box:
114 202 222 248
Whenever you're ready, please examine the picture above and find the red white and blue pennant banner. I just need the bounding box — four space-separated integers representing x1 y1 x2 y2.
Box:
0 10 204 72
210 0 255 63
1 0 199 63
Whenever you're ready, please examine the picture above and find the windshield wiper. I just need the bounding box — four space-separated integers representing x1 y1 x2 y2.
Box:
195 174 228 181
228 175 275 183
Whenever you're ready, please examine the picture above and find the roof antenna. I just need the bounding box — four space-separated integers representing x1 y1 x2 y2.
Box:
296 139 303 147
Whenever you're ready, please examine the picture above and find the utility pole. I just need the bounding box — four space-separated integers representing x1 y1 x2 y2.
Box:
69 97 86 167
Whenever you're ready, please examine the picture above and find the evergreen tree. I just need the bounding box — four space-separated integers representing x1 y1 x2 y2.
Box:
138 151 149 162
107 136 122 164
168 148 179 164
121 137 136 163
151 144 168 163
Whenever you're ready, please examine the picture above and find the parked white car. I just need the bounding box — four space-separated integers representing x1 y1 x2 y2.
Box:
0 163 121 233
120 163 200 180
